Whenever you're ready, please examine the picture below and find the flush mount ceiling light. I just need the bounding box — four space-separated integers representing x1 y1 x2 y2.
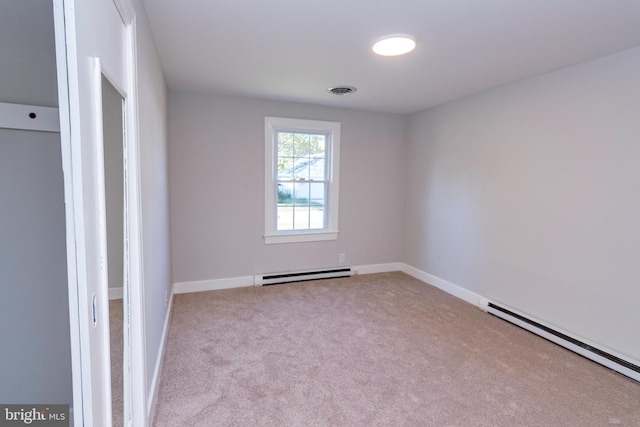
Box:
372 35 416 56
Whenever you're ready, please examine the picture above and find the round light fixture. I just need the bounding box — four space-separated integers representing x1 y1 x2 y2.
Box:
372 35 416 56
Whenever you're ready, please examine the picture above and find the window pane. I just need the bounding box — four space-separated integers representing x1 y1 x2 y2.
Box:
277 205 293 230
309 206 325 229
277 157 294 179
277 132 294 157
293 133 310 157
309 158 325 181
309 182 325 206
293 158 310 180
294 182 310 205
310 135 326 158
277 183 293 204
294 206 310 229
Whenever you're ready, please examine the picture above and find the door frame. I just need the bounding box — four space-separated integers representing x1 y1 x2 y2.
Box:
53 0 147 425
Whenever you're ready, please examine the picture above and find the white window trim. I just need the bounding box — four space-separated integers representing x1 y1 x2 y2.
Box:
264 116 340 244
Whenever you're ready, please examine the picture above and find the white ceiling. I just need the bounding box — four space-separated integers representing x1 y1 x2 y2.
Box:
142 0 640 114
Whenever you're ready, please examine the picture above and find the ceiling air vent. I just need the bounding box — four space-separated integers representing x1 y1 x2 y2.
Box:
328 86 357 96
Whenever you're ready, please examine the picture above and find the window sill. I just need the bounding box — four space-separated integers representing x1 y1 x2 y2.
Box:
264 231 339 245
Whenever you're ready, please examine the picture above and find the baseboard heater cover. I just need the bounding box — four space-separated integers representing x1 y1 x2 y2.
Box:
254 268 353 286
478 298 640 383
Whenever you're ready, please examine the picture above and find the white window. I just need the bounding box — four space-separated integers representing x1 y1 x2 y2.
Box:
264 117 341 244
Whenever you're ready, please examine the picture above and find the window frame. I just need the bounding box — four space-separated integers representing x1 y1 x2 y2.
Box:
264 116 341 244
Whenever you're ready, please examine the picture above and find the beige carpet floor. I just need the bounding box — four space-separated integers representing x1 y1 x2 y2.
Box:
153 272 640 426
109 299 124 427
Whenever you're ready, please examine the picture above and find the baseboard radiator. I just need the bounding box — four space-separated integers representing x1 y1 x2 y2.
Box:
254 267 353 286
478 298 640 383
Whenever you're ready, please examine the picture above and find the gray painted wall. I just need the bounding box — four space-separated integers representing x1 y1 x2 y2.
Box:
0 1 58 107
102 75 124 291
0 128 72 404
169 93 406 283
0 1 72 405
404 46 640 361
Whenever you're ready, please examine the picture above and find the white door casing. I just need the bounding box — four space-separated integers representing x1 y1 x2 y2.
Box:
54 0 146 425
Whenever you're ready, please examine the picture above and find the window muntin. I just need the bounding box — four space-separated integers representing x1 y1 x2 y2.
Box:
265 117 340 244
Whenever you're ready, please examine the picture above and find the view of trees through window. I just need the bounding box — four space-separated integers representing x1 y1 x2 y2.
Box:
276 131 327 230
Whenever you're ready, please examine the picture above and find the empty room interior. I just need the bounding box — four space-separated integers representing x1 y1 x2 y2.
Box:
2 0 640 426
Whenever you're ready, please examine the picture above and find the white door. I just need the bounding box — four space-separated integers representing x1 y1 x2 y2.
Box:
54 0 145 425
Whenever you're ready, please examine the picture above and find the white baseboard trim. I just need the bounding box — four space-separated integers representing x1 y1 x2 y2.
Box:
171 264 482 310
352 262 403 275
174 264 408 294
108 287 123 300
399 263 482 306
147 284 174 425
399 264 640 382
173 276 255 294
